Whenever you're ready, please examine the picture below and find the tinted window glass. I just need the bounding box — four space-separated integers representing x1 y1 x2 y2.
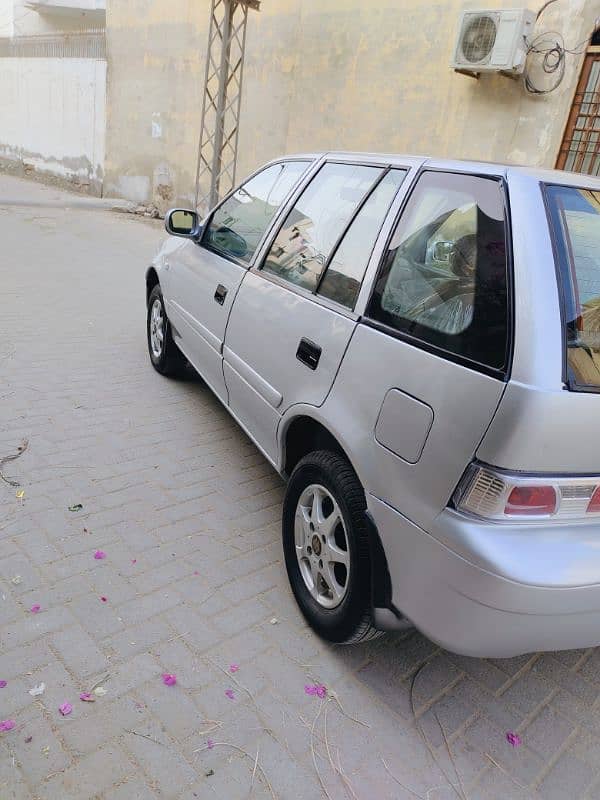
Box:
546 185 600 390
204 161 308 263
368 171 509 371
318 169 406 308
263 162 382 292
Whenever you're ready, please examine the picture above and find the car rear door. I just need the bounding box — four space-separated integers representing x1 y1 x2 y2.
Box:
164 160 310 403
324 167 513 530
223 159 409 464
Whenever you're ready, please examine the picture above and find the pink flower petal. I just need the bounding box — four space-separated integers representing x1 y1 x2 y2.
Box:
79 693 94 703
207 738 215 749
225 689 235 700
100 597 107 603
506 731 522 748
0 720 16 732
30 604 41 614
131 559 137 565
0 681 7 689
94 550 106 560
229 664 239 674
162 674 177 686
59 703 72 716
304 683 327 698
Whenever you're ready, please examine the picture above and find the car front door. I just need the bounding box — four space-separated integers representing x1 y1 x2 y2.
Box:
164 160 310 402
223 161 408 464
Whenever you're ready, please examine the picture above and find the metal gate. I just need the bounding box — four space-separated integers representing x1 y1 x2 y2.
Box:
557 45 600 176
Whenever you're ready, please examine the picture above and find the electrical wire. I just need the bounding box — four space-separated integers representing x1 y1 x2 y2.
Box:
522 0 596 94
536 0 560 20
524 30 568 94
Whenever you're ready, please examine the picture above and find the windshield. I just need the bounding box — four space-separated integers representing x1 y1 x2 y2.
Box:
546 184 600 391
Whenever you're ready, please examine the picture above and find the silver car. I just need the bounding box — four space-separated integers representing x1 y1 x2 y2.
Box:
146 153 600 657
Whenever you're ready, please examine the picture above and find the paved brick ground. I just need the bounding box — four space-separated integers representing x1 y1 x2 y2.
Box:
2 173 600 800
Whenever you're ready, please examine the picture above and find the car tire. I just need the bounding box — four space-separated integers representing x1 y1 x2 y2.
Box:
282 450 381 644
147 284 187 377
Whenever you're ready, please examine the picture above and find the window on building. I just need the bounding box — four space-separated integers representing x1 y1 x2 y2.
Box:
557 35 600 176
367 171 509 372
262 162 383 292
203 161 309 263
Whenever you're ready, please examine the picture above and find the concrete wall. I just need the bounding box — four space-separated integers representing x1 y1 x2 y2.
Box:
0 0 13 36
0 57 106 192
104 0 599 211
0 0 103 36
104 0 209 209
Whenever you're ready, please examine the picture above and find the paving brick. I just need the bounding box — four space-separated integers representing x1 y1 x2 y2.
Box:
70 593 126 639
251 735 323 800
533 654 599 705
210 596 271 638
40 742 134 800
138 680 204 740
417 690 476 748
59 695 153 756
96 652 161 698
551 688 600 737
122 724 197 798
164 605 223 653
457 676 523 732
103 616 172 660
0 553 43 594
499 670 555 715
524 705 577 759
537 752 595 800
576 647 600 684
50 624 110 679
0 605 76 650
446 654 509 693
102 776 161 800
464 715 545 787
7 709 72 785
0 639 54 679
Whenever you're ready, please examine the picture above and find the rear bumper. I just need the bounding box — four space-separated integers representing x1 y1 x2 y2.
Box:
369 495 600 657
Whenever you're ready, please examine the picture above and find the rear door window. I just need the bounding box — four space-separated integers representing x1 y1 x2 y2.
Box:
367 170 510 374
203 160 309 263
317 169 407 308
546 184 600 390
262 162 383 292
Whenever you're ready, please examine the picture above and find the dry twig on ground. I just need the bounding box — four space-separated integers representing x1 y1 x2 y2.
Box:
0 439 28 487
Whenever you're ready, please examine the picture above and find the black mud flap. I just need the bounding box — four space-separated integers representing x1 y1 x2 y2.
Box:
365 511 413 632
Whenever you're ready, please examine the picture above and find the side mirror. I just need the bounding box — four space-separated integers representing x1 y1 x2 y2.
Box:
165 208 202 239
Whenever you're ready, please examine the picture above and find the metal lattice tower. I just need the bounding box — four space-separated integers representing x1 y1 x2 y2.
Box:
194 0 260 214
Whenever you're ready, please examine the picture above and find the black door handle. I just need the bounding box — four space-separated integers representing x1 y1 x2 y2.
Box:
296 338 322 370
214 284 228 305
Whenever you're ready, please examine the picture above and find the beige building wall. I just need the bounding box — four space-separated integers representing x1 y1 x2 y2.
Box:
105 0 599 210
104 0 209 207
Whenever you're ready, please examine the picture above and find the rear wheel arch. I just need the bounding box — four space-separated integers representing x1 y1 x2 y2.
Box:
146 267 160 306
282 415 353 479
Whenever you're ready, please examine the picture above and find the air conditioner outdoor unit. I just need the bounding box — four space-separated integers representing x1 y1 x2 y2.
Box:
451 8 535 74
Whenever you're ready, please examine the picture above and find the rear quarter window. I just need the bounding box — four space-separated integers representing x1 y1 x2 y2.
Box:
367 170 510 375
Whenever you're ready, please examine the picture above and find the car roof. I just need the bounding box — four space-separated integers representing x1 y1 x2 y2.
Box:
281 151 600 189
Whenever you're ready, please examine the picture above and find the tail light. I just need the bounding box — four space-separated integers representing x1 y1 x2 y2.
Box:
454 463 600 522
